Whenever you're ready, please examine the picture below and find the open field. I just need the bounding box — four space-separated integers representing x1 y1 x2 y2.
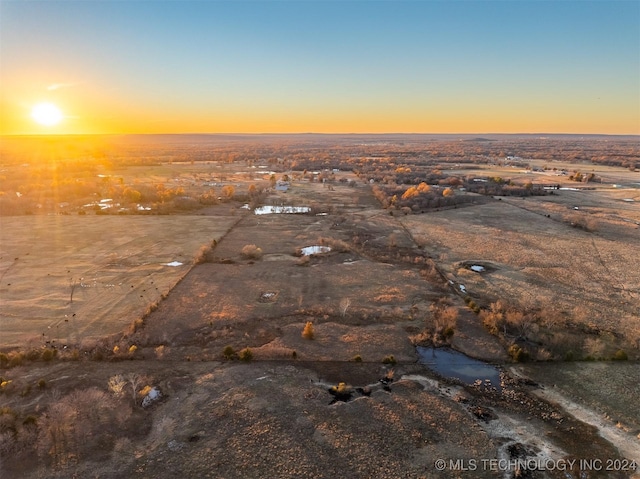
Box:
401 196 640 357
0 209 238 349
1 135 639 478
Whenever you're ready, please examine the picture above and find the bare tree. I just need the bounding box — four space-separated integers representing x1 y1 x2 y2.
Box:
126 373 143 406
506 310 536 341
69 278 80 303
108 375 126 398
339 298 351 317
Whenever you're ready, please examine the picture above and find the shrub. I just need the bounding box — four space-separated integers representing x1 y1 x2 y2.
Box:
108 375 126 397
382 355 397 365
352 354 363 362
613 349 628 361
23 415 37 426
295 255 310 266
301 322 315 340
194 244 214 264
26 349 41 361
239 348 253 362
328 382 353 402
318 237 350 253
0 353 8 368
508 344 529 362
222 345 236 360
8 353 24 368
37 379 46 389
241 244 263 260
41 349 54 362
128 318 144 334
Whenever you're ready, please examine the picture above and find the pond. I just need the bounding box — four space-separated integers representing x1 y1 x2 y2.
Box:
416 347 501 391
300 245 331 256
164 261 184 267
254 206 311 215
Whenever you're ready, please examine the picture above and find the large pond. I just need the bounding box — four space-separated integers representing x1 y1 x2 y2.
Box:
254 206 311 215
416 346 502 391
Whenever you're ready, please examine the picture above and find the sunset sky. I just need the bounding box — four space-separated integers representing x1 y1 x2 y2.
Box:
1 0 638 135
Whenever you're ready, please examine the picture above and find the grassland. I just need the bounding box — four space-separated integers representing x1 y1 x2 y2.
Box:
0 210 238 349
0 135 638 478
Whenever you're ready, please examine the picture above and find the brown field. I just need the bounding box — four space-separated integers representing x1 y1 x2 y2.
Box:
401 194 640 353
0 209 238 349
1 137 639 478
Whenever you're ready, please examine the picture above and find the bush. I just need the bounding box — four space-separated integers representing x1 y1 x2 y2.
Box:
222 345 236 360
613 349 628 361
23 415 37 426
352 354 363 362
301 322 315 340
0 353 8 368
37 379 46 389
382 355 397 365
241 244 263 260
8 353 24 368
41 349 54 362
318 237 351 253
508 344 529 362
239 348 253 362
26 349 41 361
194 244 214 264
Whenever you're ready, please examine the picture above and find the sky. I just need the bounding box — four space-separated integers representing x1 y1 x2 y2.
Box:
1 0 638 135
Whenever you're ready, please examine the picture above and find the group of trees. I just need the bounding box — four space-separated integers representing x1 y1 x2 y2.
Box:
0 372 154 471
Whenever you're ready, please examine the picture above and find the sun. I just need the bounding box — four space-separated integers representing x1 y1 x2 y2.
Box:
31 102 63 127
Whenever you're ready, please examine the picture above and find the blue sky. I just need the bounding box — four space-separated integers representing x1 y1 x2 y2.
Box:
1 0 638 134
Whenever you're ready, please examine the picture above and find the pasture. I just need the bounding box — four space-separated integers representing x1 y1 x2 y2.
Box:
0 211 237 349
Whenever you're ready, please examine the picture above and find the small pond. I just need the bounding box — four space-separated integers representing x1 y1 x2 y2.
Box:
300 245 331 256
470 265 485 272
416 347 501 391
254 205 311 215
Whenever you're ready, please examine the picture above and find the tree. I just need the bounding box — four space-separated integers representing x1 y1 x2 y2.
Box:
68 278 80 303
401 186 419 200
339 298 351 317
417 182 431 193
302 322 315 340
108 375 126 398
126 373 143 406
221 185 235 199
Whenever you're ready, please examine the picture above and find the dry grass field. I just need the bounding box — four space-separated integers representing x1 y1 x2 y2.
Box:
1 137 639 479
0 210 238 349
401 163 640 355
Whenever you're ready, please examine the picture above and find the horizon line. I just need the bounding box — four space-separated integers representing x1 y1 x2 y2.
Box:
2 132 639 138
